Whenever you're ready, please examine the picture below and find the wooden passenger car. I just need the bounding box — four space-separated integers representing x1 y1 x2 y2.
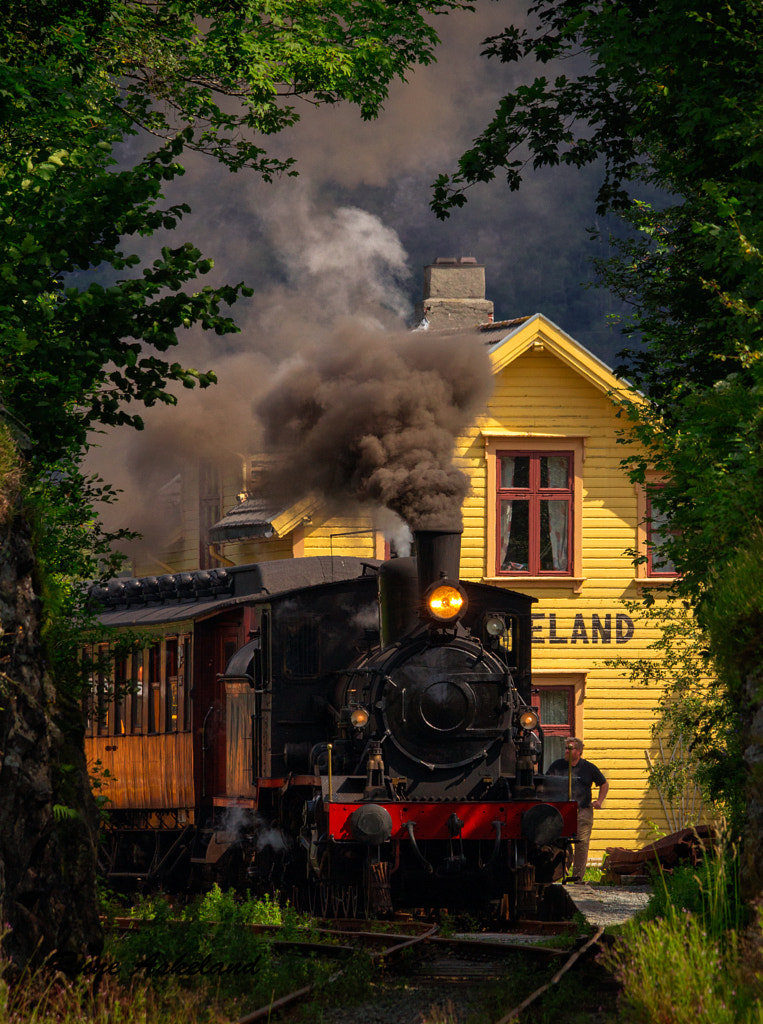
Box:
85 556 378 884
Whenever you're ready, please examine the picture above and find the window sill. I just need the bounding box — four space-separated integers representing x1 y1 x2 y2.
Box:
633 576 679 587
483 576 587 594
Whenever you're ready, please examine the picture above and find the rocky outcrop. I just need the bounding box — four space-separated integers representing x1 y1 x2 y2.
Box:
0 500 102 973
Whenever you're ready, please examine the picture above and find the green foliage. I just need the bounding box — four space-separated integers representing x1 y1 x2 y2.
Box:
610 841 757 1024
182 884 283 926
608 596 744 822
126 885 297 930
112 0 472 172
0 123 244 465
0 1 471 174
582 864 603 883
702 533 763 687
112 904 269 982
52 804 81 824
643 840 744 939
88 759 115 827
1 5 251 727
610 913 760 1024
432 1 761 219
107 887 351 1014
1 0 474 462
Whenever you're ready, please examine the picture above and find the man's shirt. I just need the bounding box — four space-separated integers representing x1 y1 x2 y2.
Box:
546 757 606 809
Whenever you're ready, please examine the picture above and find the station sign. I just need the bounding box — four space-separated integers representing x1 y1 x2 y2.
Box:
531 612 635 645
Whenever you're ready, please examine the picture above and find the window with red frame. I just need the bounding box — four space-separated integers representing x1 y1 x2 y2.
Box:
497 452 573 575
531 686 574 771
646 492 678 577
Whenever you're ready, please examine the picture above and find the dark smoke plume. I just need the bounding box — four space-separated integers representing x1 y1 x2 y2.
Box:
255 322 494 531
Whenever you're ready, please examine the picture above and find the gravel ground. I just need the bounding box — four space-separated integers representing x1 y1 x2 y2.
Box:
566 882 652 927
301 981 487 1024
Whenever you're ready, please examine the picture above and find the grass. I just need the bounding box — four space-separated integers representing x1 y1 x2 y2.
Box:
605 836 763 1023
0 887 367 1024
0 970 231 1024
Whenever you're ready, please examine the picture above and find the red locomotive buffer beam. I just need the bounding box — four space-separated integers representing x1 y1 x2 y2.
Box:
325 800 578 842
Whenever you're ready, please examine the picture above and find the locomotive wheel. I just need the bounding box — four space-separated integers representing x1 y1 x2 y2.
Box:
539 882 577 921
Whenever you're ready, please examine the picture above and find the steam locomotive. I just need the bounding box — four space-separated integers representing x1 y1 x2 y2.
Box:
87 529 577 919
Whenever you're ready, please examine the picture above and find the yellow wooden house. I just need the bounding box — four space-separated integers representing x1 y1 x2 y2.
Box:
132 307 682 864
459 313 676 861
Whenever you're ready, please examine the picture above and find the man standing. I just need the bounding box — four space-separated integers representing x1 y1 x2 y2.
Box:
547 738 609 882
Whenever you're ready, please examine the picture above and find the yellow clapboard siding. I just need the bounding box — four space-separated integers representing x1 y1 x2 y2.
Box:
302 511 379 558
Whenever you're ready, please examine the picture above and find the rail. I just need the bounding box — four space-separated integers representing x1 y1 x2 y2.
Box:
233 921 438 1024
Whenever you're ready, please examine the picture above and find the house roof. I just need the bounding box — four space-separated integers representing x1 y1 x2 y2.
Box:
208 496 283 542
208 493 322 543
487 312 639 401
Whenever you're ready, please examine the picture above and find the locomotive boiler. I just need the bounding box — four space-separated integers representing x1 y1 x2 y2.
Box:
87 528 577 920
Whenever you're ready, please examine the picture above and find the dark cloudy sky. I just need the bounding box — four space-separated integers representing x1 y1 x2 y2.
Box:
88 1 631 546
161 1 628 360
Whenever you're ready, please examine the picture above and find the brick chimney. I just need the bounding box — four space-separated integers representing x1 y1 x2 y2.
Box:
414 257 494 331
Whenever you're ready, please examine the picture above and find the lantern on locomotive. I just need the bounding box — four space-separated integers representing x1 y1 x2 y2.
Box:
292 529 577 918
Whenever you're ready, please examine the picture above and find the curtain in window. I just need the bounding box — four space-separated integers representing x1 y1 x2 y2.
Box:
541 457 569 571
501 456 530 488
543 500 569 570
650 507 676 573
499 454 569 572
542 456 567 488
501 500 529 570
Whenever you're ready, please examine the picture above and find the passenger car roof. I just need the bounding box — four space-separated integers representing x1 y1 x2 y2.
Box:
90 556 380 628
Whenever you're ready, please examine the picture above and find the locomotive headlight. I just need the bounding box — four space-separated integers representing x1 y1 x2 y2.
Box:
425 581 467 623
518 709 539 731
485 614 507 637
350 707 369 729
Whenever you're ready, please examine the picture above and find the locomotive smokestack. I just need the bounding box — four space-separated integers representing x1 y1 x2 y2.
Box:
414 528 462 591
378 528 463 647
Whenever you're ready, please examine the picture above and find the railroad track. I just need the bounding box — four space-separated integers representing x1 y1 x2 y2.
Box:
229 921 606 1024
106 914 611 1022
232 920 438 1024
